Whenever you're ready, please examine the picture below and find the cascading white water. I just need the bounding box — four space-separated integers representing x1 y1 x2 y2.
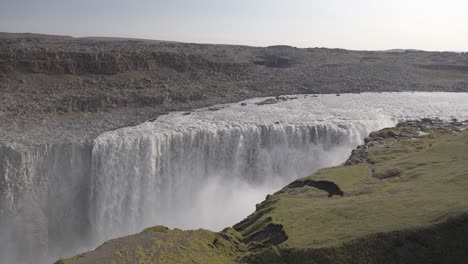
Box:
1 92 468 264
89 122 387 241
0 142 92 264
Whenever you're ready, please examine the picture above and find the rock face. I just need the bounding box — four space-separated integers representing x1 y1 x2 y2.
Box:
287 180 344 197
1 33 468 144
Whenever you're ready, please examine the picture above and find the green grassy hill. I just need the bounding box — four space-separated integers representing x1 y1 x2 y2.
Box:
60 121 468 264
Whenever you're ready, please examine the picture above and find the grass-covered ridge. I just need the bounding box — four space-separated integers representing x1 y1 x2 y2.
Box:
61 120 468 264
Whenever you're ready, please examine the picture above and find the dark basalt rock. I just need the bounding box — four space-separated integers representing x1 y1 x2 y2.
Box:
255 98 279 105
208 106 225 111
416 64 468 73
254 55 294 68
288 180 344 197
245 223 288 249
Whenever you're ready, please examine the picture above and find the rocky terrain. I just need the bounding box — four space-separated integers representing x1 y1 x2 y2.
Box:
58 121 468 264
1 32 468 143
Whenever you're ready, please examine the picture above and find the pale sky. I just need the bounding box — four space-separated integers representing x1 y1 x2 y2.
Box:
0 0 467 51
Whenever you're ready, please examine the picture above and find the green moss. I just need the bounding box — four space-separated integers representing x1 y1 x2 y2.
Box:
114 250 123 258
241 125 468 262
54 253 84 264
249 214 468 264
142 225 170 233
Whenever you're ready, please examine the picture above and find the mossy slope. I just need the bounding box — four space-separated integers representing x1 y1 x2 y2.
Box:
59 226 241 264
61 121 468 264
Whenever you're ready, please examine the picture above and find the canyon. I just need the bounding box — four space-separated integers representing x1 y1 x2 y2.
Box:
1 33 468 264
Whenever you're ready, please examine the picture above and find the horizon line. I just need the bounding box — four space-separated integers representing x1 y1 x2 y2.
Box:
1 31 466 53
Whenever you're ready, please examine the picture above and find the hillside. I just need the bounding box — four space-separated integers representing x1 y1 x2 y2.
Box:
58 120 468 264
1 33 468 144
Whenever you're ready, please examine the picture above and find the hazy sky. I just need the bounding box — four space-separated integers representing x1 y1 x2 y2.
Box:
1 0 467 51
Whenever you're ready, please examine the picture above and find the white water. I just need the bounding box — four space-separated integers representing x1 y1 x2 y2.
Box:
1 92 468 264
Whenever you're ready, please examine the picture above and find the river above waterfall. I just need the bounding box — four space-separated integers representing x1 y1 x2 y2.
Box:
2 92 468 264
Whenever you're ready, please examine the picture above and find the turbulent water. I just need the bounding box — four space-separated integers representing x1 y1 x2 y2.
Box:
2 92 468 264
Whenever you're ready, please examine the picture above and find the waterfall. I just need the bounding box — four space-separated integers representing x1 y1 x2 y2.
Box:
0 142 92 264
89 122 388 241
1 92 468 264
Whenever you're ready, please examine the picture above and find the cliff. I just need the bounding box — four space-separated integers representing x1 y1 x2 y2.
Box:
59 120 468 263
1 33 468 144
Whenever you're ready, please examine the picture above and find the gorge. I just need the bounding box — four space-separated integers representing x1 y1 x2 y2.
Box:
1 92 468 264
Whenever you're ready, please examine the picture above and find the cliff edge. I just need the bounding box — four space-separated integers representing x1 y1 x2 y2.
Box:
58 120 468 264
1 33 468 144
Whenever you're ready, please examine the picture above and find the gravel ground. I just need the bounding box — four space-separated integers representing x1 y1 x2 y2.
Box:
1 33 468 144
